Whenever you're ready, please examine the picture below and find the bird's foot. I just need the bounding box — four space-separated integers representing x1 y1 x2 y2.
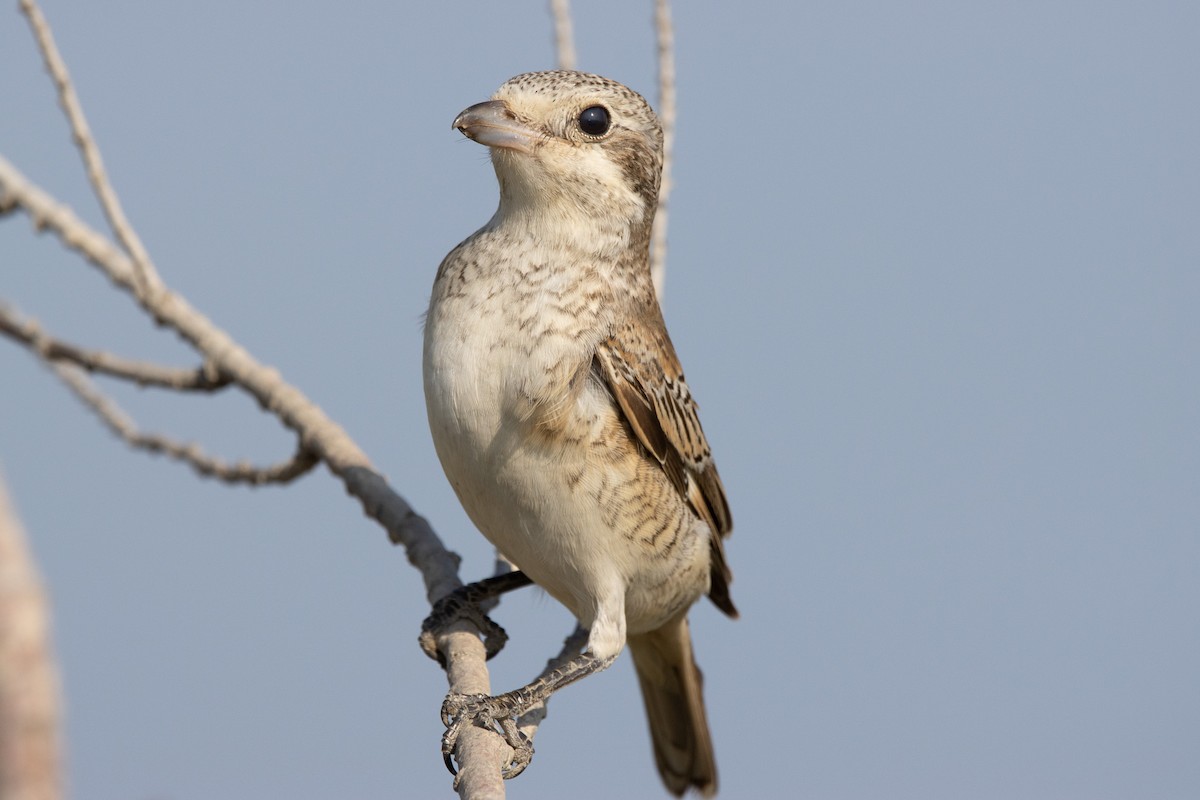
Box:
438 651 616 780
419 571 533 666
440 690 536 779
419 596 508 666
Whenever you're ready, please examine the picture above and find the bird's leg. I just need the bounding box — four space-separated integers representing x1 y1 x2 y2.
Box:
419 570 534 665
441 650 618 779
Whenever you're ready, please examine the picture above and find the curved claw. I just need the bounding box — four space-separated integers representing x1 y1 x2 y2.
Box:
421 572 533 665
496 717 533 778
440 692 534 779
420 596 510 666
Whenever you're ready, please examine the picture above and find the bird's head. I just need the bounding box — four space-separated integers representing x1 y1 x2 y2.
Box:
453 70 664 253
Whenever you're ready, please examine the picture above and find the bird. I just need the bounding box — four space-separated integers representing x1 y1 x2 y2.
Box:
422 69 736 797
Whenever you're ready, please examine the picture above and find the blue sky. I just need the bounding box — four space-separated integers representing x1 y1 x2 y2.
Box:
2 2 1198 798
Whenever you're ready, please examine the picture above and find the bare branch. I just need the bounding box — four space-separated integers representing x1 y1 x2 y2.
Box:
549 0 576 70
2 4 604 794
3 105 492 797
51 363 319 486
0 156 143 293
0 153 461 594
439 622 510 800
0 470 64 800
649 0 676 298
0 304 231 391
18 0 163 301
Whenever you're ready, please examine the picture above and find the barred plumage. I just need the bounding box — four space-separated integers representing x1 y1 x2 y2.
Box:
424 70 735 796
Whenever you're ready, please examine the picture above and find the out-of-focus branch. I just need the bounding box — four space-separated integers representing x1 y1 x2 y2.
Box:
19 0 162 302
650 0 675 298
51 364 319 486
0 304 231 391
0 470 63 800
549 0 576 70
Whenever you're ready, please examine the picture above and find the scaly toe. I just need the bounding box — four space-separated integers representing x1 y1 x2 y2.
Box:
439 692 535 778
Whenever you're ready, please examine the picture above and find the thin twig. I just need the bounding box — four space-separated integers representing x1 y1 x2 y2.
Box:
549 0 576 70
51 363 320 486
0 303 231 391
650 0 675 298
19 0 163 301
2 3 542 794
3 111 486 798
0 154 462 582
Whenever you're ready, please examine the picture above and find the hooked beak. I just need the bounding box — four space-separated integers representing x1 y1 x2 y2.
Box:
452 100 537 153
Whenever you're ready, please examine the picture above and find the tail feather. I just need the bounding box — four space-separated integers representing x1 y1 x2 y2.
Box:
627 617 717 797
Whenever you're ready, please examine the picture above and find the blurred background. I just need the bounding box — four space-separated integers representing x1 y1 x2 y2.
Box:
1 2 1197 798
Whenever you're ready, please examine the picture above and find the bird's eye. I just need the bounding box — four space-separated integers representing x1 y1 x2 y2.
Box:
578 105 611 136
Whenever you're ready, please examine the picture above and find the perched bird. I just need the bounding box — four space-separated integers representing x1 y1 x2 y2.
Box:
423 70 735 796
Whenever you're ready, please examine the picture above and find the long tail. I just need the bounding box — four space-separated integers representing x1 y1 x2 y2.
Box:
627 616 717 797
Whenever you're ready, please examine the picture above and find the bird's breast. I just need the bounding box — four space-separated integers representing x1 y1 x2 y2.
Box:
423 233 616 467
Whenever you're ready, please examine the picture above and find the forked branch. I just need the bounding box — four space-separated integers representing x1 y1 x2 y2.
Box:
2 1 498 793
52 363 319 486
0 304 231 391
0 1 681 797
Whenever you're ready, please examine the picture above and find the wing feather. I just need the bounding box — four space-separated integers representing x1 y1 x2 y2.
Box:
595 317 736 617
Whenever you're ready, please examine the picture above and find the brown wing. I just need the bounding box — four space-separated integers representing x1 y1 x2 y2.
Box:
595 315 737 618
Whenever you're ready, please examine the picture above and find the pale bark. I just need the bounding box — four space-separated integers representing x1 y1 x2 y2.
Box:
0 1 678 797
0 473 62 800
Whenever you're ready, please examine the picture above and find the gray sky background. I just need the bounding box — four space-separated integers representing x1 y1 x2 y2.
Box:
2 2 1198 798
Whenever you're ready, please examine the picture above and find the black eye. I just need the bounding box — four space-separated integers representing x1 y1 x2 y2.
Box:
578 105 611 136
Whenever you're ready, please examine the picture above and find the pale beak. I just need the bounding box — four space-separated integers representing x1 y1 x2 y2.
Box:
453 100 537 153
